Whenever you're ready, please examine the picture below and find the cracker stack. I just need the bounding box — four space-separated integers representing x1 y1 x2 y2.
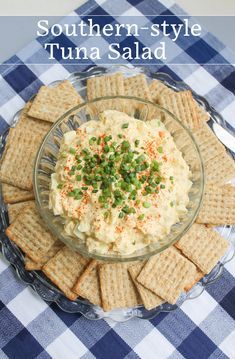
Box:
128 262 164 310
136 247 197 304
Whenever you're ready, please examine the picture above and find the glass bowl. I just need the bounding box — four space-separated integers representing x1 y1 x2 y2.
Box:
33 96 204 262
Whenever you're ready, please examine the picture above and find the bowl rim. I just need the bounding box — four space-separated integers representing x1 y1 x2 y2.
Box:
33 95 205 262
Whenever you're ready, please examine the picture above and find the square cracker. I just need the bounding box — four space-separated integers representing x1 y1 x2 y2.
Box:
173 247 204 292
43 246 89 301
28 80 83 123
193 123 225 163
149 79 174 103
73 260 101 307
198 106 210 122
0 108 51 190
137 247 196 304
184 268 204 292
150 79 209 122
129 262 164 310
2 183 34 204
175 224 229 274
124 74 152 101
99 262 142 312
159 90 203 129
6 205 58 262
87 73 125 100
8 200 35 223
196 185 235 225
24 240 63 271
124 75 163 120
15 101 51 135
204 151 235 185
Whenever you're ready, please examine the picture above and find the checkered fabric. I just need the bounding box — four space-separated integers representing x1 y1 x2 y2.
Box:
0 0 235 358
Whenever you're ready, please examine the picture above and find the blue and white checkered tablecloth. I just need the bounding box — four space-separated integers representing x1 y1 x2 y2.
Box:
0 0 235 358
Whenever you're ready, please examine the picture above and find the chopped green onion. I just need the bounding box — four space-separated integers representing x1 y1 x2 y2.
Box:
104 211 110 219
98 195 106 203
151 160 160 172
57 183 63 189
138 214 145 220
89 137 96 145
143 202 151 208
135 139 140 147
121 140 130 152
155 177 161 184
76 175 82 181
119 212 124 219
104 135 112 143
122 205 129 213
82 148 90 156
129 207 136 214
160 184 165 189
104 145 110 153
61 151 67 158
145 186 153 194
75 193 83 200
76 156 82 163
122 123 129 129
157 146 163 153
69 148 76 155
136 154 145 164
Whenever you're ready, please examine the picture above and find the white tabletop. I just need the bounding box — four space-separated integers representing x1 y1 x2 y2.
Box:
0 0 234 62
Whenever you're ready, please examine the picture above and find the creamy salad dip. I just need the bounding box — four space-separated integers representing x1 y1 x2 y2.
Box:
49 110 192 255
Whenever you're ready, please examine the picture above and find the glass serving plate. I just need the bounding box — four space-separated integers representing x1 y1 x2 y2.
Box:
0 65 234 321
